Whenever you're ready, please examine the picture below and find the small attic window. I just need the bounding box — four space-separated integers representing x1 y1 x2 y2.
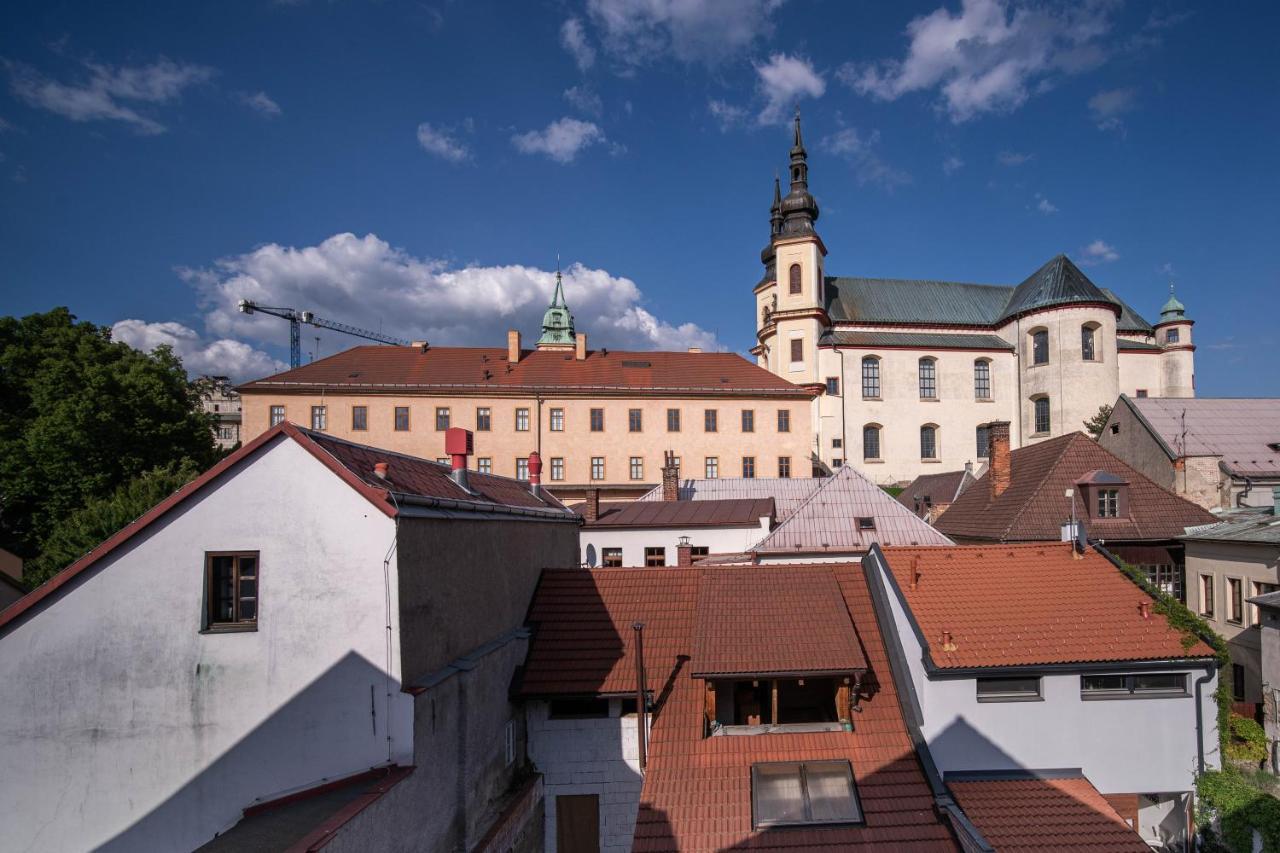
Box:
857 517 875 531
1268 442 1280 453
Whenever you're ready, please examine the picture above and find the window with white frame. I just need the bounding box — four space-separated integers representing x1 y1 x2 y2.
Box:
591 457 605 480
1081 673 1187 698
515 408 530 431
549 408 564 431
861 357 880 398
476 457 492 474
270 405 286 427
705 457 719 479
516 458 529 481
918 358 937 399
1199 574 1214 618
630 457 644 480
311 405 327 431
974 359 991 399
550 457 564 481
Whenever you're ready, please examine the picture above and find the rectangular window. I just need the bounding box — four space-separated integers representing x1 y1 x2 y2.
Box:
310 405 327 431
857 516 875 531
1135 389 1148 399
974 361 991 399
705 457 719 479
269 405 286 427
435 407 450 431
742 456 756 478
550 408 564 432
628 409 642 432
1097 489 1119 518
476 407 491 431
644 547 666 567
394 406 410 431
918 360 937 399
790 339 803 363
667 408 681 432
778 457 791 478
920 427 937 460
630 457 644 480
601 548 623 568
742 409 755 433
976 676 1042 702
516 458 529 481
777 409 791 433
1253 582 1279 626
1034 397 1051 434
1081 673 1188 698
550 457 565 481
863 426 880 461
704 409 718 432
1082 326 1097 361
1143 564 1183 603
352 406 368 431
751 761 862 829
591 457 605 480
549 698 610 719
1199 575 1214 618
1166 328 1180 344
205 552 258 630
474 457 491 474
590 408 604 432
825 377 840 396
1233 664 1246 700
861 358 880 399
976 425 990 459
436 457 450 465
515 408 530 432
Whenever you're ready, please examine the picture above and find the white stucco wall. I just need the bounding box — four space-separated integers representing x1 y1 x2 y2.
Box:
580 519 770 567
0 437 414 853
527 699 644 853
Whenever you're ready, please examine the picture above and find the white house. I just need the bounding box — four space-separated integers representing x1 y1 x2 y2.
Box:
864 542 1221 849
0 422 578 853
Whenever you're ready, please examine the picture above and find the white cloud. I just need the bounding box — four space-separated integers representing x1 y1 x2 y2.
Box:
416 122 470 162
561 18 597 71
840 0 1113 122
586 0 784 66
511 117 605 164
174 233 720 379
943 155 964 174
111 319 286 381
755 53 825 125
1079 239 1119 265
7 57 214 134
707 99 748 131
563 85 603 117
241 90 282 117
1034 192 1057 214
1088 86 1136 132
997 149 1033 166
821 127 911 190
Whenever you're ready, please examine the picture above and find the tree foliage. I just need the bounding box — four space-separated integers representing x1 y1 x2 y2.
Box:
26 461 202 586
1083 403 1113 439
0 308 217 565
1198 769 1280 852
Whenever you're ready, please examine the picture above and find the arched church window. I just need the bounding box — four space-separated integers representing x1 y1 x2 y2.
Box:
789 264 802 295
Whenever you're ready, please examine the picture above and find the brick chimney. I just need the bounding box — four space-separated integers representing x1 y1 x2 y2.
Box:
662 451 680 502
988 421 1011 499
507 330 521 364
576 332 587 361
677 537 694 566
583 488 600 524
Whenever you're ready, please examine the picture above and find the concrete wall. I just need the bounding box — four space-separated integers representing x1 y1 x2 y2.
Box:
1097 402 1177 493
395 516 577 684
526 699 644 853
0 437 414 853
580 519 770 567
1117 352 1163 399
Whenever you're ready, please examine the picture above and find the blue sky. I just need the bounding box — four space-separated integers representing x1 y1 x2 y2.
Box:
2 0 1277 394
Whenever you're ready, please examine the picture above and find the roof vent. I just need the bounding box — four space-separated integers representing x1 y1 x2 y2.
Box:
941 631 957 652
622 360 651 368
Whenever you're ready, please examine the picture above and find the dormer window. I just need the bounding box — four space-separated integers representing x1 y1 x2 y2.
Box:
1098 489 1120 517
704 675 859 737
1077 470 1129 519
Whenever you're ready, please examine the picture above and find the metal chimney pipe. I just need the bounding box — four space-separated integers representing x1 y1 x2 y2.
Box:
633 621 648 771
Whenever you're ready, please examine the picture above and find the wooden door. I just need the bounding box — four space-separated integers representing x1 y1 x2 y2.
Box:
556 794 600 853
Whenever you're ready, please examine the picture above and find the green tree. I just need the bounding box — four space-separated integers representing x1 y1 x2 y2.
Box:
1083 403 1113 439
26 461 202 586
0 308 217 565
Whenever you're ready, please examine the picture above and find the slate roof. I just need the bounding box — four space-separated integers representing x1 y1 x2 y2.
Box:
947 772 1148 852
875 543 1214 669
635 476 823 519
753 464 953 552
1116 338 1161 351
897 469 977 511
572 497 774 529
935 432 1217 542
1250 590 1280 610
691 565 867 677
1183 507 1280 545
520 563 958 850
821 331 1014 351
1124 396 1280 477
824 256 1151 329
239 345 812 398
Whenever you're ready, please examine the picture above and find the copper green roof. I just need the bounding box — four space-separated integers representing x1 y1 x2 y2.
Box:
538 271 575 346
1160 285 1189 322
822 330 1013 351
998 254 1115 321
1101 288 1155 332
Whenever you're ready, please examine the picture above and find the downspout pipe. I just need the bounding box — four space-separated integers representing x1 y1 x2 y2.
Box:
633 621 648 772
1194 661 1216 774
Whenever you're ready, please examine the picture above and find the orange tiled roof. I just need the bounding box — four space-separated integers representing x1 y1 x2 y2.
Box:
878 543 1215 669
948 773 1149 851
238 345 814 398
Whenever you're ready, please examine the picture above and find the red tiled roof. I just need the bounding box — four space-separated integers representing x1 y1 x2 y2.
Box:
936 432 1217 542
520 564 958 851
573 498 775 529
878 543 1215 669
239 345 814 398
948 773 1148 852
691 565 867 676
0 422 571 633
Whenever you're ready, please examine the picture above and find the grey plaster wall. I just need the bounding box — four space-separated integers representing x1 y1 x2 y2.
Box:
1097 403 1176 492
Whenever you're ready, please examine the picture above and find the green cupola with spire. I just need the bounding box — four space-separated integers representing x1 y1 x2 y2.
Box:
537 268 576 349
1160 283 1189 323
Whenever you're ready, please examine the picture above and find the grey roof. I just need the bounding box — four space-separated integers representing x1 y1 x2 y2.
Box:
1102 288 1156 332
822 331 1014 351
998 255 1114 321
826 276 1012 325
1125 396 1280 477
897 469 977 510
1183 507 1280 545
574 497 775 528
1117 338 1161 351
1250 590 1280 610
752 465 952 553
636 477 824 519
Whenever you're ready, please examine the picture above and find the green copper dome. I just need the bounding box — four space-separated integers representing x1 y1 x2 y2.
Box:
538 270 576 346
1160 284 1188 322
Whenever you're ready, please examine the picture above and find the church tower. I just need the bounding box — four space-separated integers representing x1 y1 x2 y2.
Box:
1156 284 1195 397
753 111 828 390
537 269 576 351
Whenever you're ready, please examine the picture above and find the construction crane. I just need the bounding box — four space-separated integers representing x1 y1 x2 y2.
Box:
238 299 414 368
